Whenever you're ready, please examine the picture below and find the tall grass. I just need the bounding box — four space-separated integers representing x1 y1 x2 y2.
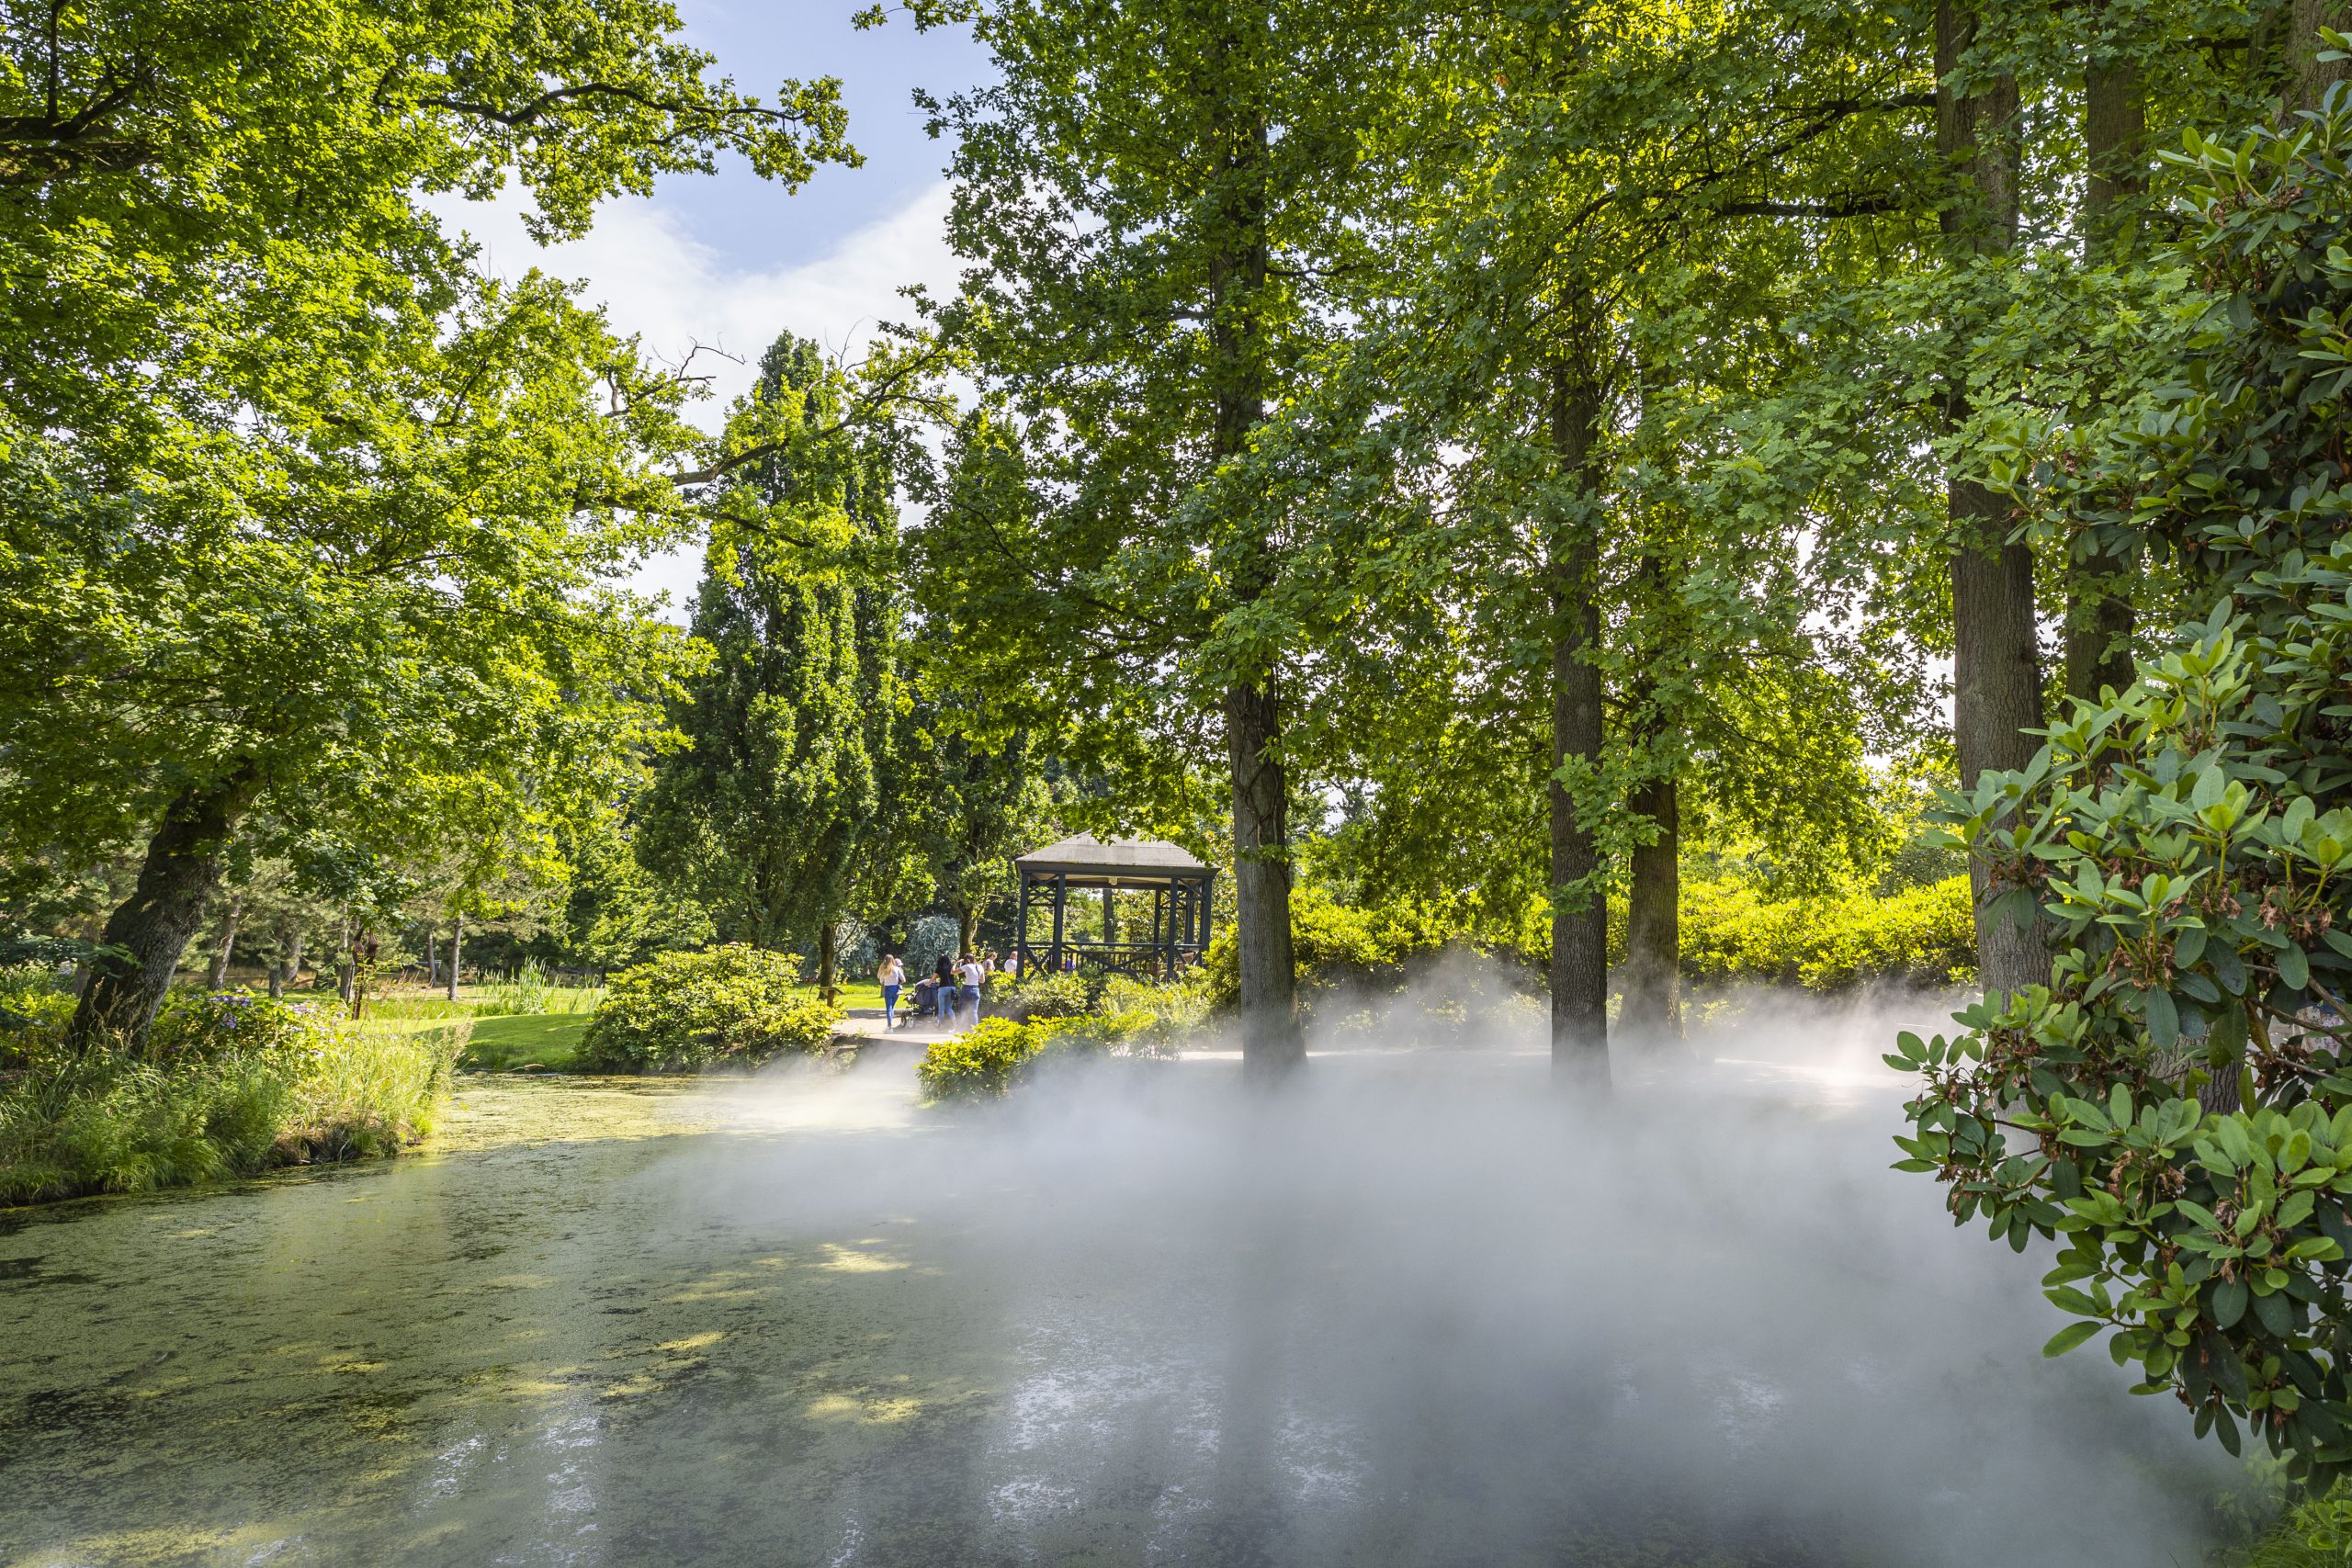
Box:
0 1020 463 1207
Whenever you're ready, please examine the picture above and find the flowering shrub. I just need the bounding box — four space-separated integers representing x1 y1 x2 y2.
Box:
578 943 840 1072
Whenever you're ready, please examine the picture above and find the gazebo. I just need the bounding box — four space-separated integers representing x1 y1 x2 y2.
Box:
1015 834 1217 979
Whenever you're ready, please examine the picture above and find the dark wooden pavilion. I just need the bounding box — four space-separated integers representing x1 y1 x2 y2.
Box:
1014 834 1216 979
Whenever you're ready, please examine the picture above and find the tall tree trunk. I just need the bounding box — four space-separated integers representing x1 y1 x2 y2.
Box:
1210 66 1299 1081
267 964 284 999
65 761 264 1054
1939 1 2050 1003
1228 681 1302 1077
818 918 840 998
1547 355 1610 1087
207 896 243 989
957 905 978 961
446 914 462 1003
1620 774 1681 1046
2064 28 2144 705
2290 0 2352 109
285 930 305 990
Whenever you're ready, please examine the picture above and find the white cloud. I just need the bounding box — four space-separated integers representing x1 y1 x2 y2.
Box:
440 181 964 614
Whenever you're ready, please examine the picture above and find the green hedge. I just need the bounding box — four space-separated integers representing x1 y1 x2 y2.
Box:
577 944 840 1072
1675 874 1973 992
1200 888 1457 1010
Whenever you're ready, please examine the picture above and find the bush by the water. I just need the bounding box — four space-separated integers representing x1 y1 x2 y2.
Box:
1673 874 1973 992
577 943 840 1072
0 987 458 1206
917 1010 1170 1100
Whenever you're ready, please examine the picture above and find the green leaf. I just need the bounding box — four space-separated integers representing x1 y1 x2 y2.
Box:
2042 1321 2103 1358
2213 1278 2249 1328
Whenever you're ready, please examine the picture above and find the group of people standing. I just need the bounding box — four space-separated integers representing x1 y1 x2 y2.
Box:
874 948 1022 1032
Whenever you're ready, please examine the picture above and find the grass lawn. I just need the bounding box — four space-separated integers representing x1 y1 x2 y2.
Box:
463 1013 593 1073
802 982 888 1012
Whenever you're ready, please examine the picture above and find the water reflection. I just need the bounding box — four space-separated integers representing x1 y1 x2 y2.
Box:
0 1024 2239 1566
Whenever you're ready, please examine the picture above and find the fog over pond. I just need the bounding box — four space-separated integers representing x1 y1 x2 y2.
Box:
0 992 2237 1567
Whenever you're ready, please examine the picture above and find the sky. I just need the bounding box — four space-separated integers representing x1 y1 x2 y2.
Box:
444 1 995 613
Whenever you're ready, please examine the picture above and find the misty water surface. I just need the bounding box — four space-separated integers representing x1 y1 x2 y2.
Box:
0 1004 2243 1567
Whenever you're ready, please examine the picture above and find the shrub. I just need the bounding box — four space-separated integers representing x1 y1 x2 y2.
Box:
1201 888 1460 1010
916 1008 1176 1100
148 991 348 1066
577 943 841 1073
1676 874 1974 993
995 971 1091 1022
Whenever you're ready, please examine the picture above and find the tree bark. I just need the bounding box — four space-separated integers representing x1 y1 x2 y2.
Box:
285 930 305 990
1620 774 1681 1046
957 905 978 962
65 761 265 1054
1939 1 2050 1003
818 918 840 998
446 914 462 1003
1228 680 1302 1077
267 964 284 999
2290 0 2352 110
207 896 243 989
1208 53 1298 1082
1547 355 1611 1087
2064 28 2144 705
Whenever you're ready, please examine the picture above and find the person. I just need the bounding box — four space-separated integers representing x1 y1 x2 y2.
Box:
876 952 904 1031
933 953 960 1028
956 951 985 1025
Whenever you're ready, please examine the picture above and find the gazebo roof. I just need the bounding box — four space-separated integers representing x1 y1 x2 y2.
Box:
1016 833 1213 882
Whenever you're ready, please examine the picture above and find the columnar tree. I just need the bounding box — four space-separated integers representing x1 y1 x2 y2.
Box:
639 333 909 994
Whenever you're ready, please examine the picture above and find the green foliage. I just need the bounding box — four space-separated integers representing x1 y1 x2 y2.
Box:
1200 888 1460 1011
0 1004 456 1206
915 1010 1170 1101
639 333 910 974
577 944 840 1073
1675 875 1976 993
1896 93 2352 1488
994 972 1092 1022
0 963 74 1039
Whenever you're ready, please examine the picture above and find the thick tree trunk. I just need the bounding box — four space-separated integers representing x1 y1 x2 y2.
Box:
446 914 462 1003
2064 33 2143 705
207 897 243 989
818 919 840 998
267 964 284 999
285 931 305 990
65 761 264 1054
957 906 978 962
2290 0 2352 109
1939 2 2050 1003
1547 356 1611 1087
1208 69 1297 1081
1228 681 1302 1077
1620 774 1681 1046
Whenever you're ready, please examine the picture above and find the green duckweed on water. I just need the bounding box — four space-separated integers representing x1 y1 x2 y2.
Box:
0 1041 2256 1567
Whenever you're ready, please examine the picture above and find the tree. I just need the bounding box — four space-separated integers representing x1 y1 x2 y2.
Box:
910 0 1403 1077
0 4 858 1052
1895 66 2352 1489
639 333 908 994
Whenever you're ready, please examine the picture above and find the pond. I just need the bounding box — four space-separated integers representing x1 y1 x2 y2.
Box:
0 1013 2242 1567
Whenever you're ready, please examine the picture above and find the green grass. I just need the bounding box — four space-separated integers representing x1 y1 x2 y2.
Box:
462 1012 593 1073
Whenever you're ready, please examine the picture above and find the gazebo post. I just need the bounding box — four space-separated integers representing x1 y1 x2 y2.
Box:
1102 884 1114 953
1015 874 1032 975
1050 873 1067 973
